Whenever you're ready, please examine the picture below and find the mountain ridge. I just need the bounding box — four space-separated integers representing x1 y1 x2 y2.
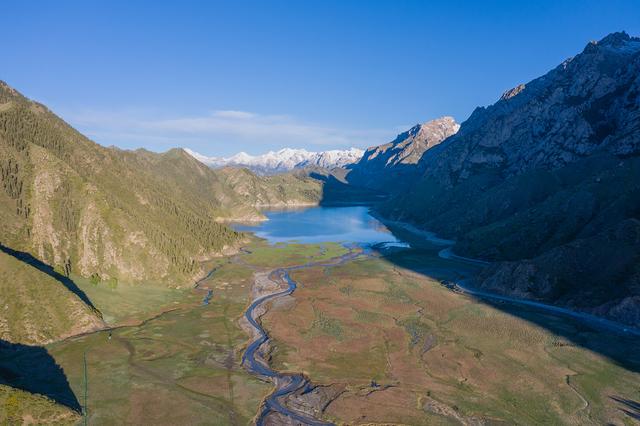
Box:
376 31 640 326
346 116 459 192
186 146 364 174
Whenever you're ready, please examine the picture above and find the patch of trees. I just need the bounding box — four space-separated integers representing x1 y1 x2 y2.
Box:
101 186 241 277
143 226 199 275
57 182 78 234
0 156 30 219
145 189 240 251
0 104 69 159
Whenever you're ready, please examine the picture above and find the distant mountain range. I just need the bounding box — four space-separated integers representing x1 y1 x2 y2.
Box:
185 147 364 174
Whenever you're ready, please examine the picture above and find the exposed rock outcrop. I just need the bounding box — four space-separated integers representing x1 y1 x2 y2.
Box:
346 116 459 192
416 31 640 187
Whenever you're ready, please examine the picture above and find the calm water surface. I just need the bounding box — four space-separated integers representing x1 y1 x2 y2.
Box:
233 206 407 246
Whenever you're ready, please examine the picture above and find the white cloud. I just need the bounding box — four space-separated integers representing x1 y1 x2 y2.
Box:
211 110 256 119
60 107 398 156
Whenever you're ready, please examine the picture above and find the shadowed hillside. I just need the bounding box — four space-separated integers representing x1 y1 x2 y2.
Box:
0 243 95 309
369 32 640 327
0 246 103 345
0 340 81 415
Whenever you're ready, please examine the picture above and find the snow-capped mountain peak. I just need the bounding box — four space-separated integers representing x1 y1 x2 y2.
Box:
184 147 364 174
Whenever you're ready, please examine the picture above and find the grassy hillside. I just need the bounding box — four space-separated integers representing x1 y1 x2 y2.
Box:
216 167 322 209
0 249 103 345
0 81 280 421
0 384 79 425
0 80 256 287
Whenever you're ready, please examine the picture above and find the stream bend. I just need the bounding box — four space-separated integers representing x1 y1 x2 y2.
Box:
241 247 366 425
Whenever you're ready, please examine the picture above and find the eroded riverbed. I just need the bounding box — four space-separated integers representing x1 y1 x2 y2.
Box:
241 248 366 425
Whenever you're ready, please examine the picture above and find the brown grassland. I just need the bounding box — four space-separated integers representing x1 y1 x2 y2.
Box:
262 251 640 425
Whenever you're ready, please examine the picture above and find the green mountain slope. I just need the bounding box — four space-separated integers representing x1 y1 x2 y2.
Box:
216 167 322 210
0 248 103 345
0 81 254 287
0 81 304 420
0 384 79 425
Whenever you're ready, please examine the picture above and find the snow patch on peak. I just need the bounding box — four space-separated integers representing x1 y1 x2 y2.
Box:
185 147 364 174
183 148 211 163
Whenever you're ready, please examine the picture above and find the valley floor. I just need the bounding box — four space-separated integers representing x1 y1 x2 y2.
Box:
263 247 640 425
3 239 639 425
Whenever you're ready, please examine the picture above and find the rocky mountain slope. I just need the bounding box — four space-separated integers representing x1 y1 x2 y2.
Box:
381 32 640 326
186 147 364 174
346 116 459 192
0 79 334 350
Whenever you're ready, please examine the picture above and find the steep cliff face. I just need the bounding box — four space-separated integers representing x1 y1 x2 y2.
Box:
346 116 459 192
0 81 252 287
382 32 640 326
417 32 640 187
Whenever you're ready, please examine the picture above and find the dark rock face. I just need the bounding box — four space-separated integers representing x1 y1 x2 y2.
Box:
477 219 640 326
346 116 459 193
382 32 640 327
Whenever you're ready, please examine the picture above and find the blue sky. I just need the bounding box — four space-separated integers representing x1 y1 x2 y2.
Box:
5 1 640 156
